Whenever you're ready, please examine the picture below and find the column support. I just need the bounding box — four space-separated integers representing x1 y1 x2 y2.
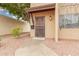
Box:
55 3 59 42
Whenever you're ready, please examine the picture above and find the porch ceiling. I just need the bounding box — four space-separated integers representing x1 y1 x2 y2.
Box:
27 3 55 13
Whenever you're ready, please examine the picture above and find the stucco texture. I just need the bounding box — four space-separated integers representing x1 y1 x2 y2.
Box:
0 16 30 35
30 3 51 7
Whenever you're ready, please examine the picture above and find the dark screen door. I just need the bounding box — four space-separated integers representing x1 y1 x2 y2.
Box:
35 16 45 37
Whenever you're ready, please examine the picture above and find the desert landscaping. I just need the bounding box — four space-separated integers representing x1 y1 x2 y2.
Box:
0 33 79 56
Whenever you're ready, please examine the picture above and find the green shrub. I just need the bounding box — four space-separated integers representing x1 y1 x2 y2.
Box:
11 27 22 38
0 36 2 41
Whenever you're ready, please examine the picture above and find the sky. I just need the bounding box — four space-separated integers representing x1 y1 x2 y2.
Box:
0 8 17 19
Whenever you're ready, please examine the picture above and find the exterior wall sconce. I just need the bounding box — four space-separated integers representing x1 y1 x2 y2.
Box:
31 25 34 29
49 15 52 21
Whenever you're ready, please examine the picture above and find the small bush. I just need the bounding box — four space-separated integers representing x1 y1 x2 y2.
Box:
11 27 22 38
0 36 2 41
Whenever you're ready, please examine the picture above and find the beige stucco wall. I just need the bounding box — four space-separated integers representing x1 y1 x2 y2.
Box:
0 16 30 35
22 21 31 32
30 10 55 39
58 3 79 40
59 29 79 40
30 3 51 7
58 4 79 15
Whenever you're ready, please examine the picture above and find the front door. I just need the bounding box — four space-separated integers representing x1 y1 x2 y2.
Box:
35 16 45 37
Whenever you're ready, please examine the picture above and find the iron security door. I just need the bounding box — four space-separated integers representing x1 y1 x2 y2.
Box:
35 16 45 37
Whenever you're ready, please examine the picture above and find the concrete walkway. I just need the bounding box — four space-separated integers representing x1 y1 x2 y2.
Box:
15 40 57 56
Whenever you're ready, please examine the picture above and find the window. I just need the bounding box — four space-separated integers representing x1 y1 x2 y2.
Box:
59 14 79 28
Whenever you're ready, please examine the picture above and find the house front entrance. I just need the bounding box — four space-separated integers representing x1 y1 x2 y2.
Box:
35 16 45 38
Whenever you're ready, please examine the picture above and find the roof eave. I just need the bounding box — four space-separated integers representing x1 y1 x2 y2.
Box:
27 3 55 13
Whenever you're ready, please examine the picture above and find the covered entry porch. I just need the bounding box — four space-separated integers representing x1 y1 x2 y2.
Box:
28 4 57 41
